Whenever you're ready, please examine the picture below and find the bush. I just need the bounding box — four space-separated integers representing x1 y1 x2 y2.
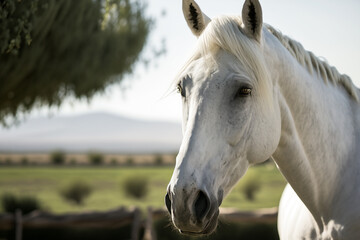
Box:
154 155 163 166
5 158 12 165
1 193 42 214
110 158 118 165
125 157 134 166
88 152 104 165
69 158 77 165
239 171 262 201
60 180 93 205
21 157 29 165
50 151 66 165
123 176 148 199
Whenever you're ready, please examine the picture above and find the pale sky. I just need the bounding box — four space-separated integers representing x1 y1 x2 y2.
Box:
31 0 360 124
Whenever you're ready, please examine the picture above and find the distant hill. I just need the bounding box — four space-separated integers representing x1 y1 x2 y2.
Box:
0 113 182 153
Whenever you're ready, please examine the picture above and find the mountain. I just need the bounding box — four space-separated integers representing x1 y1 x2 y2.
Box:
0 112 182 153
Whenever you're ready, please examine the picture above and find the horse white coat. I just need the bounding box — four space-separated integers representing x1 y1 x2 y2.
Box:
165 0 360 239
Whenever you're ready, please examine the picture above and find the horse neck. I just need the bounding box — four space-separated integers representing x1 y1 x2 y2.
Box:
263 31 360 225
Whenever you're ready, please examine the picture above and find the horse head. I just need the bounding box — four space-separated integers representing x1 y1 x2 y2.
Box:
165 0 281 236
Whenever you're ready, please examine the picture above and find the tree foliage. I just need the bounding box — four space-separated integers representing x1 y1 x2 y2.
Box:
88 151 104 165
50 150 66 165
0 0 151 125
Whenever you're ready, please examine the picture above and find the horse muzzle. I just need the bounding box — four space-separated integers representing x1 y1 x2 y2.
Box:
165 188 222 235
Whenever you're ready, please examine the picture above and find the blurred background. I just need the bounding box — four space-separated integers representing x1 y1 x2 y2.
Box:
0 0 359 239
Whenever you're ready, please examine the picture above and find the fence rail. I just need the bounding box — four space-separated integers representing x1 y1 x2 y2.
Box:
0 207 278 240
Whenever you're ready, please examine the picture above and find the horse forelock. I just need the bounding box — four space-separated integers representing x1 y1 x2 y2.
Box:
175 15 273 109
197 15 268 83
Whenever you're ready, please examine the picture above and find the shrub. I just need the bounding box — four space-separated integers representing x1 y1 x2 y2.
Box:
239 171 262 201
5 158 12 165
69 158 77 165
60 180 93 205
1 193 41 214
88 152 104 165
123 176 148 199
154 154 163 166
50 151 66 165
110 158 118 165
21 157 29 165
125 157 134 166
1 193 17 212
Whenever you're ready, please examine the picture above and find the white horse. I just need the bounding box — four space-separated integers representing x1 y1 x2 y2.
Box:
165 0 360 239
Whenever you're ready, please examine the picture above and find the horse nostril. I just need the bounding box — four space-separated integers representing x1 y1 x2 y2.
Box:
165 193 172 214
194 191 210 221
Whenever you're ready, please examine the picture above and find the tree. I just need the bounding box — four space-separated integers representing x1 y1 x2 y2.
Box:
88 152 104 165
0 0 151 125
50 150 66 165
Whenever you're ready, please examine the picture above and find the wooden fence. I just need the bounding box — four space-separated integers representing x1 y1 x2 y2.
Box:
0 207 278 240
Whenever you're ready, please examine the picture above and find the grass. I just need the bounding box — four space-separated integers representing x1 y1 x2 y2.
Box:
0 164 287 214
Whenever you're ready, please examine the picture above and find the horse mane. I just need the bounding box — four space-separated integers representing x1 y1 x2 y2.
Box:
265 24 359 101
177 15 358 101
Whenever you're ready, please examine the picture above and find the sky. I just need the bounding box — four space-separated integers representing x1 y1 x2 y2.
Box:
30 0 360 124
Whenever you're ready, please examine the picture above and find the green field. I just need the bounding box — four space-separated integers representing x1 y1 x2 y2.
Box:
0 164 287 214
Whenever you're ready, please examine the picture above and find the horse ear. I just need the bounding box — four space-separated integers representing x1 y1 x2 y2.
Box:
241 0 263 41
182 0 211 37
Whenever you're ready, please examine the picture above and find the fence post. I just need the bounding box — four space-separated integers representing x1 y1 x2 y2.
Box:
143 207 156 240
131 208 141 240
15 209 23 240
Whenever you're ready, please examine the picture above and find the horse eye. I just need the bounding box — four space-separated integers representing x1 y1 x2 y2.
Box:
177 83 185 97
236 87 252 98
